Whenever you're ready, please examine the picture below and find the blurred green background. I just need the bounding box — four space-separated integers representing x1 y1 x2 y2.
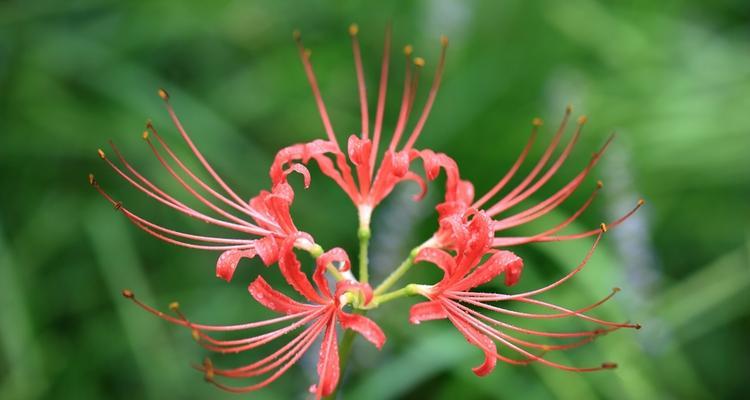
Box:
1 0 749 399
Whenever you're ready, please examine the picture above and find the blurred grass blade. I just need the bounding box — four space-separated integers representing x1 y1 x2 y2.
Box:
0 221 47 399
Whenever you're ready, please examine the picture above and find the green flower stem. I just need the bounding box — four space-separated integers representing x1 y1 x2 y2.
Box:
365 284 421 309
358 223 371 284
373 252 415 295
357 206 372 284
327 264 345 281
374 237 437 295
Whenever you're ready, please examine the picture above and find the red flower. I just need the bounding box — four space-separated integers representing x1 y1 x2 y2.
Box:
424 109 644 250
122 242 384 398
269 26 449 222
91 25 643 397
89 89 318 280
409 211 639 374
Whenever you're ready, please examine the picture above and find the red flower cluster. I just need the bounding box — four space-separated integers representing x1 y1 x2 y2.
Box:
91 24 642 398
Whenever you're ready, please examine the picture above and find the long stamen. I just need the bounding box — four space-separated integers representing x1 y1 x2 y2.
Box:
205 311 333 393
484 107 573 216
293 31 339 148
349 24 369 139
208 316 328 378
452 290 624 333
488 134 608 223
404 57 422 123
446 300 600 352
492 180 602 232
196 310 325 354
141 135 267 231
126 215 256 250
489 228 605 301
536 199 644 242
492 115 587 214
514 297 641 329
448 301 617 372
107 140 191 212
158 89 255 209
206 326 321 393
369 24 391 174
472 118 542 209
94 150 271 236
144 124 279 228
493 199 644 246
121 290 313 331
90 173 251 247
402 35 449 151
388 45 415 151
89 175 269 250
444 306 539 366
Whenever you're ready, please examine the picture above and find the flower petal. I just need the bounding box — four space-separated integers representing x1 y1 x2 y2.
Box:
415 247 456 274
334 281 374 306
248 276 316 315
270 140 339 185
447 312 497 376
215 248 257 282
310 318 340 398
278 234 327 304
452 250 523 291
347 135 372 166
314 248 351 297
409 301 448 324
337 311 386 349
419 150 473 203
285 163 312 188
255 235 280 266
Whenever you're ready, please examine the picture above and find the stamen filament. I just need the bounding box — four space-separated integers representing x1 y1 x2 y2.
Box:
349 23 369 140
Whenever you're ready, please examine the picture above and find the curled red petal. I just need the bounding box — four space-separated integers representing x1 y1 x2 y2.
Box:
286 163 312 188
388 150 410 178
255 236 280 266
436 201 469 221
270 140 339 185
347 135 372 166
454 179 475 206
314 248 351 297
317 247 351 273
460 211 493 265
215 248 257 282
409 301 448 324
247 181 299 235
415 247 456 274
448 312 497 376
403 171 428 201
419 150 474 205
278 234 327 304
335 281 374 306
337 311 386 349
452 250 523 291
248 276 316 315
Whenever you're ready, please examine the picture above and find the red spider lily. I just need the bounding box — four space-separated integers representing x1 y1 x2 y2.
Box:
89 89 319 280
121 241 384 398
409 211 640 374
90 24 644 397
270 25 449 222
421 108 644 250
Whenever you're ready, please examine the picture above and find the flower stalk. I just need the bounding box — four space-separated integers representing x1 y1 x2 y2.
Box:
374 239 434 295
357 206 372 283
